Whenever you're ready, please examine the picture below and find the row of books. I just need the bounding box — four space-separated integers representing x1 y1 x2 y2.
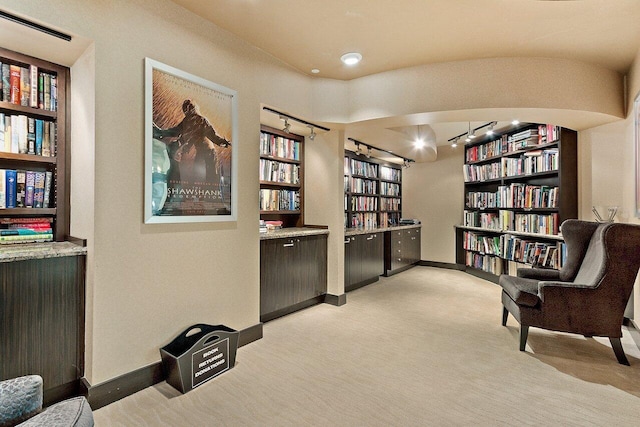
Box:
463 149 559 182
501 149 558 178
259 132 300 161
0 216 53 244
463 210 559 235
380 212 400 227
0 62 58 111
348 195 378 212
344 176 377 194
380 182 400 196
379 165 401 182
259 189 300 212
466 184 559 209
346 212 377 229
349 159 378 179
465 252 504 275
259 158 300 184
465 124 560 163
380 197 400 212
0 113 56 156
463 231 566 269
0 169 52 209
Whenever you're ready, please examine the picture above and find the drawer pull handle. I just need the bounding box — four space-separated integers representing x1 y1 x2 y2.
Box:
283 243 294 247
344 239 350 244
367 236 374 240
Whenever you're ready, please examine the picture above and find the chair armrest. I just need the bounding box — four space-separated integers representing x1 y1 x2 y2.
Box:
517 268 561 281
537 281 594 302
0 375 43 426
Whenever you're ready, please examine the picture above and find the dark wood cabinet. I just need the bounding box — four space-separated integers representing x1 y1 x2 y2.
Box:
260 233 327 322
384 227 421 276
0 253 86 405
344 232 383 291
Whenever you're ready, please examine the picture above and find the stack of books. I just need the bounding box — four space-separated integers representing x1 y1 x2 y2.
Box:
0 216 53 244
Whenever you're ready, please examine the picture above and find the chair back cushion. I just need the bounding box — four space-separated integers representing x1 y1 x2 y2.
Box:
572 223 610 285
558 220 600 281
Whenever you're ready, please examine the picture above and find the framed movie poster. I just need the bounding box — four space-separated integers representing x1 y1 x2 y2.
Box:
144 58 238 223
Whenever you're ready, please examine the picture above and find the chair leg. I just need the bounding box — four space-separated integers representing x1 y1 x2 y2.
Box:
519 324 529 351
502 306 508 326
609 337 630 366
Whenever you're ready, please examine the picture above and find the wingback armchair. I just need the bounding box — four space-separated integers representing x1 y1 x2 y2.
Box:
0 375 93 427
499 219 640 365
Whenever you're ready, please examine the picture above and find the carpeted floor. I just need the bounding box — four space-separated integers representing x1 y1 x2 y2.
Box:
94 267 640 426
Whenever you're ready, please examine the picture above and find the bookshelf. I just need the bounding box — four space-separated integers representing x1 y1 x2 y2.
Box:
456 123 577 281
0 47 69 243
344 150 402 229
259 125 304 228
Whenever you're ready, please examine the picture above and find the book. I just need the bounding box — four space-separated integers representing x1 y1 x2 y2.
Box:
10 115 18 153
5 169 16 208
38 72 44 109
16 170 25 208
25 171 35 207
42 121 51 157
35 119 43 155
1 63 10 102
43 73 51 111
48 122 55 156
18 115 27 154
0 61 2 99
0 170 5 209
33 171 45 208
43 171 52 208
0 233 53 244
9 65 20 105
0 113 4 152
27 117 35 154
50 75 57 111
0 228 53 236
3 115 10 152
29 65 38 107
20 66 30 106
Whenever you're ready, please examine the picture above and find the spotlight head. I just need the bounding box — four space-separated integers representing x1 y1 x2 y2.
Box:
283 118 291 133
308 125 316 141
366 147 371 158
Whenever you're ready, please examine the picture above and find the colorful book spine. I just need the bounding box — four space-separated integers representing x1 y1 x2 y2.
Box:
29 65 38 107
18 115 27 154
16 170 25 208
0 112 4 152
43 171 52 208
9 65 20 105
25 171 35 207
35 119 43 155
27 117 35 154
20 66 30 106
33 171 45 208
1 63 10 102
3 115 10 152
42 121 50 157
10 115 18 153
5 169 16 208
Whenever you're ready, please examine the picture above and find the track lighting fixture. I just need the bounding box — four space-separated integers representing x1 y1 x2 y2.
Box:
486 122 496 135
264 107 330 139
347 138 414 165
451 137 458 148
448 121 512 147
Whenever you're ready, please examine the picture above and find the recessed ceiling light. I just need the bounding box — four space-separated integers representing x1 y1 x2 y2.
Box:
341 52 362 66
311 69 320 74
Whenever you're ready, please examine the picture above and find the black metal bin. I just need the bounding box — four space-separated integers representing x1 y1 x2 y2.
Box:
160 323 239 393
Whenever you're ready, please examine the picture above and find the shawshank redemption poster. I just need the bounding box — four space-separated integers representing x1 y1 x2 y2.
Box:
149 63 234 220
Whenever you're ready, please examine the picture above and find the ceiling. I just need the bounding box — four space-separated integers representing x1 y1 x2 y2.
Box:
168 0 640 162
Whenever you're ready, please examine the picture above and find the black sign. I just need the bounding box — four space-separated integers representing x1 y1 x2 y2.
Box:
191 338 229 389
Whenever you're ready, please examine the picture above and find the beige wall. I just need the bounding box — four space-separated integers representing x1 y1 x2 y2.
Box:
402 147 464 263
2 0 639 387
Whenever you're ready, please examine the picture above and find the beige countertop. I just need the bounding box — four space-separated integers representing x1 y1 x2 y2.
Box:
260 227 330 240
0 241 87 263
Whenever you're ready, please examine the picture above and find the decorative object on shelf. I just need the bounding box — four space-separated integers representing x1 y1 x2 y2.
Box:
144 58 237 223
592 205 617 223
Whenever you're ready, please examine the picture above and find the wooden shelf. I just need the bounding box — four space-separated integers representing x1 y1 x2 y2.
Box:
0 152 57 164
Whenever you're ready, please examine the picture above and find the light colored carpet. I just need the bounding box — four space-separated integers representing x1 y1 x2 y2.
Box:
94 267 640 426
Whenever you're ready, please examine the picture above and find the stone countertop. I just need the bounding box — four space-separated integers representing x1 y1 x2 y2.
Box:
260 227 330 240
345 224 422 236
0 241 87 263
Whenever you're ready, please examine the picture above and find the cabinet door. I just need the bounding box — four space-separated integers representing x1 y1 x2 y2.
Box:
344 236 353 287
296 235 328 300
411 228 421 264
363 233 384 278
260 238 298 314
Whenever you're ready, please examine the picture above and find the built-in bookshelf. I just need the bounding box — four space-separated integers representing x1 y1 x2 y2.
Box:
259 125 304 228
0 47 69 243
456 123 577 280
344 150 402 229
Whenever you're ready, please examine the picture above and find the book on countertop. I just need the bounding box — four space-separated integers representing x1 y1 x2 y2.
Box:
0 216 53 224
0 233 53 244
